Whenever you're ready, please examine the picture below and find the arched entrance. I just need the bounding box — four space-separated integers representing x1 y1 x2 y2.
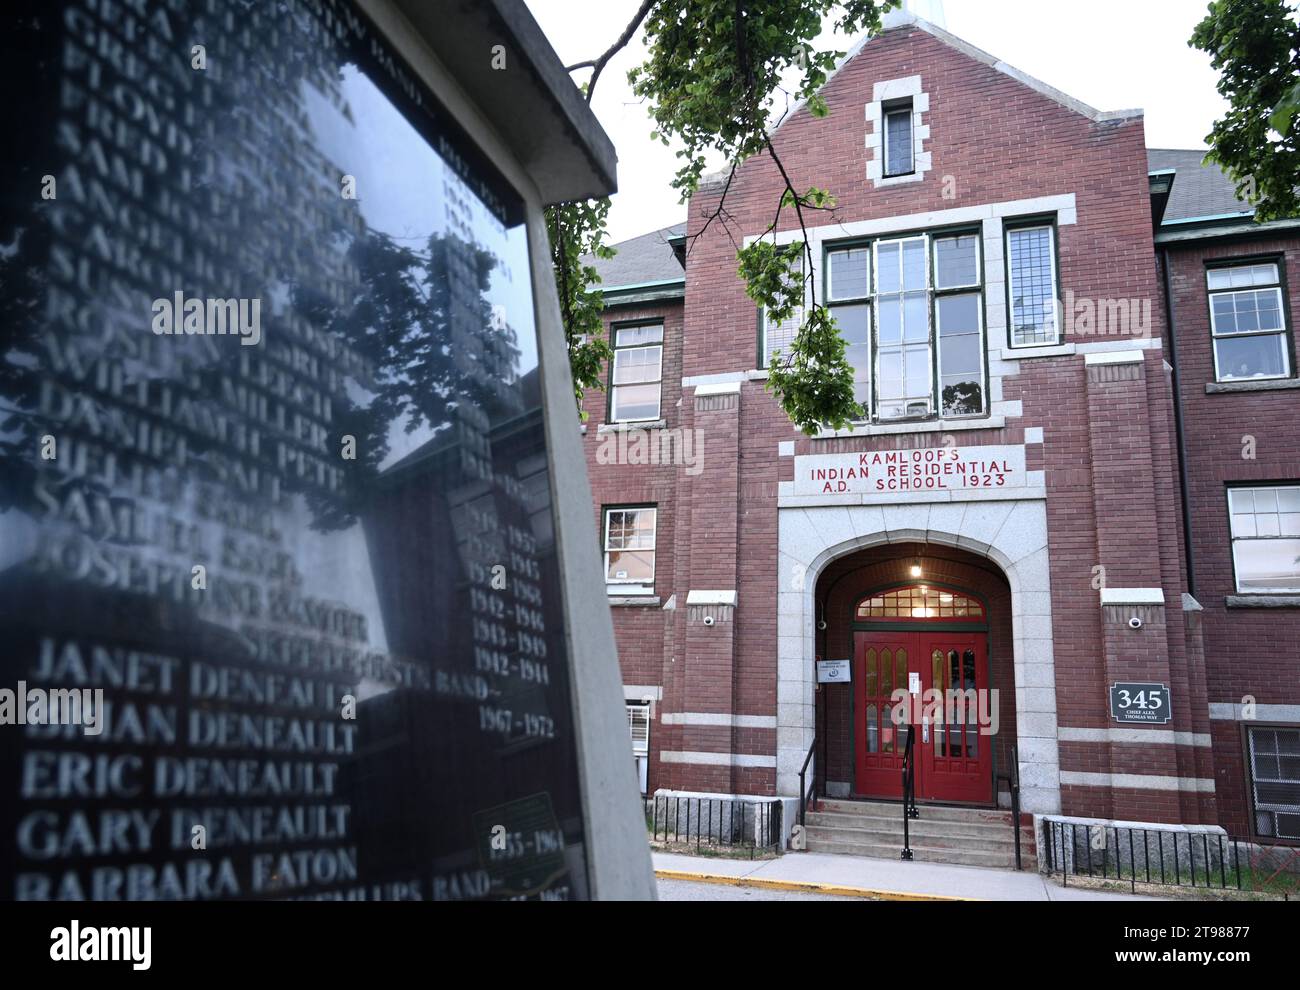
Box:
852 584 993 803
778 499 1062 815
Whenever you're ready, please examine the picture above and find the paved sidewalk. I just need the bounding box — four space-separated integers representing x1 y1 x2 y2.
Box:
654 851 1159 901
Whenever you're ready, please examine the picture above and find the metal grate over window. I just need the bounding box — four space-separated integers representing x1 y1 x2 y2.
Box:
1248 727 1300 840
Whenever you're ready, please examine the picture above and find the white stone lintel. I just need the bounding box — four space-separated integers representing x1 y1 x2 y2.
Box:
686 590 737 606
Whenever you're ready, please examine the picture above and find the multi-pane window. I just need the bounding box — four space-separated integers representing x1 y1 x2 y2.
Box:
1228 485 1300 593
603 506 656 592
821 232 986 422
759 254 804 368
933 234 984 416
627 702 650 755
1247 727 1300 840
827 245 872 415
610 323 663 422
883 101 914 177
1207 262 1290 382
857 586 985 620
1006 223 1059 347
875 236 932 419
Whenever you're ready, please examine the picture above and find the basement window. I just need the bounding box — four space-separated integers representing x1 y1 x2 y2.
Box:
1247 726 1300 840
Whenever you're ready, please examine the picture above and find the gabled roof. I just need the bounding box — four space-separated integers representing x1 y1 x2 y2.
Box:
770 9 1142 140
1147 149 1254 225
585 222 686 292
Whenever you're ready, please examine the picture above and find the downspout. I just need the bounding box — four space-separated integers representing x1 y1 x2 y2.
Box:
1160 248 1197 599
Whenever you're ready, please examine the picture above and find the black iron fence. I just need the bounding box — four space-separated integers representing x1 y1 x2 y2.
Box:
1042 818 1242 891
644 795 783 857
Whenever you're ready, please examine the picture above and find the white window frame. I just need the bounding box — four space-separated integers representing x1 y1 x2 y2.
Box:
1005 222 1060 348
1228 484 1300 594
610 323 664 423
603 506 657 595
627 702 651 755
874 234 933 420
1207 262 1290 383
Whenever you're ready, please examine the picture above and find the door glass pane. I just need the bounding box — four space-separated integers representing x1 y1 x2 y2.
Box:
881 648 893 697
948 650 962 756
964 650 977 757
866 704 878 753
865 648 878 698
932 649 945 757
896 649 908 702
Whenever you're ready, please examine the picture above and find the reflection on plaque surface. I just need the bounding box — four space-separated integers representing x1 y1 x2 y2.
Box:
0 0 589 900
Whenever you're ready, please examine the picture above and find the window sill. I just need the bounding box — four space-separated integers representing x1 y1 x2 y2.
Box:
608 595 662 608
1225 595 1300 608
1206 379 1300 394
817 415 1006 439
597 419 668 433
1001 343 1074 361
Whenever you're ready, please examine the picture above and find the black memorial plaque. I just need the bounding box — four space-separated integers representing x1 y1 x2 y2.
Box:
0 0 589 900
1109 682 1172 725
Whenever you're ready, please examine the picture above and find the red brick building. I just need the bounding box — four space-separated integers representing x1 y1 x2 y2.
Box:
583 12 1300 857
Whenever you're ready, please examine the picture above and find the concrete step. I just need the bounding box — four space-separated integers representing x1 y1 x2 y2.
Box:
805 834 1038 871
806 810 1034 842
805 824 1030 855
803 798 1037 871
814 798 1021 825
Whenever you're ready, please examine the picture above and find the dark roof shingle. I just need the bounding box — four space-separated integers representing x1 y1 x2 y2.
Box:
586 222 686 288
1148 149 1253 224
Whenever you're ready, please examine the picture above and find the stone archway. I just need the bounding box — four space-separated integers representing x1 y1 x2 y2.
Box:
777 499 1061 814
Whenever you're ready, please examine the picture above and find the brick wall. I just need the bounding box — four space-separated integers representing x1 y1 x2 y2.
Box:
1165 237 1300 840
577 22 1298 834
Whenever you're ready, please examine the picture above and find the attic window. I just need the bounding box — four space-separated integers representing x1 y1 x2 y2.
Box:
884 101 914 177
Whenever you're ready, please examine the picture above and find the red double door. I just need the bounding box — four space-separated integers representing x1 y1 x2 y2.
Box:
852 630 992 804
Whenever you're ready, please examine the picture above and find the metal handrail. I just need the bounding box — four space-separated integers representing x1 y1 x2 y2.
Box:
996 743 1023 870
798 735 817 826
900 724 918 860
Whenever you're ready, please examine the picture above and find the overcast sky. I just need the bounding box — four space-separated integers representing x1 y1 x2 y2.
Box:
524 0 1231 244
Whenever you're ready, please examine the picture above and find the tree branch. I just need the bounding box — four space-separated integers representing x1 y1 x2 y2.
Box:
570 0 656 103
